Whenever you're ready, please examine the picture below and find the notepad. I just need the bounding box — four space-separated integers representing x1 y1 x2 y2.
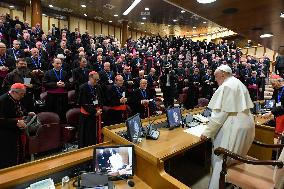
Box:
183 124 207 137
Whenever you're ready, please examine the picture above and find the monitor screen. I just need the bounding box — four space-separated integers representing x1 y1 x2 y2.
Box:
166 107 183 128
93 145 134 177
201 108 212 117
265 100 275 109
126 114 142 142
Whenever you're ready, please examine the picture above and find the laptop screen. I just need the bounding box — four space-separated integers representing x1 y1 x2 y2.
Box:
265 100 275 109
93 145 134 177
126 114 142 142
166 107 183 128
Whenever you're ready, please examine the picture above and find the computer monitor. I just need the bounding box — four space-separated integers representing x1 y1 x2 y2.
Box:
125 114 142 142
265 99 275 109
201 108 212 117
166 107 183 129
93 145 134 178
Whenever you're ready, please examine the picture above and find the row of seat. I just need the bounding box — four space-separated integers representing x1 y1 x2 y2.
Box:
27 109 80 160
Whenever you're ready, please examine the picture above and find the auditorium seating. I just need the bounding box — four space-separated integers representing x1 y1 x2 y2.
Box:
215 140 284 189
62 108 80 144
27 112 62 161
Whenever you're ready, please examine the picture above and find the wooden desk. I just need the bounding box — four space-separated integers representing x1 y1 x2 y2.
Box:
55 175 151 189
103 107 206 189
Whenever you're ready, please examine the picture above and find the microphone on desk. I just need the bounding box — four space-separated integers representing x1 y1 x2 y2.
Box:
116 176 135 187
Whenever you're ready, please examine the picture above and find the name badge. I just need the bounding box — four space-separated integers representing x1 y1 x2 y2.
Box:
23 77 31 85
122 92 125 98
93 100 98 105
108 80 113 84
276 102 282 107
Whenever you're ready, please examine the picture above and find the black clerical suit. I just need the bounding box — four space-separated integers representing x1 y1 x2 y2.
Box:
77 82 103 148
0 92 26 169
246 76 261 101
201 74 215 99
184 74 200 109
72 67 90 101
160 71 177 108
2 68 41 111
107 85 127 125
129 88 154 118
43 68 70 120
0 54 16 94
6 48 24 61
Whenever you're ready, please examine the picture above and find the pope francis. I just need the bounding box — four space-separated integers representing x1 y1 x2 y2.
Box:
201 65 255 189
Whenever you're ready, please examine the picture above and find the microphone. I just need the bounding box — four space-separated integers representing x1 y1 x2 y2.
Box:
116 176 135 187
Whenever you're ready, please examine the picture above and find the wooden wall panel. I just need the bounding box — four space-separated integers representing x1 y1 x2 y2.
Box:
69 16 79 33
115 27 121 42
59 20 68 30
79 18 86 34
102 23 108 37
95 22 101 36
87 20 94 36
109 25 114 37
12 10 24 22
0 7 10 15
42 16 49 34
25 6 31 25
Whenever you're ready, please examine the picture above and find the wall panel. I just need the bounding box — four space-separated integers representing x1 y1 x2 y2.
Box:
42 16 48 34
95 22 101 35
109 25 114 37
79 18 86 34
59 19 68 30
115 27 121 42
0 7 10 15
12 10 24 21
25 6 31 25
87 20 94 36
69 16 79 33
102 23 108 37
49 17 58 28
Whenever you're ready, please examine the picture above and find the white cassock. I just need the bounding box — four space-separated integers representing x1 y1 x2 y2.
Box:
202 76 255 189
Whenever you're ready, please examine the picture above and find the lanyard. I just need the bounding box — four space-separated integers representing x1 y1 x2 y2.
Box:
53 68 62 81
12 49 19 60
0 54 6 66
115 85 123 98
251 77 256 83
31 57 41 68
124 73 130 80
278 87 284 103
140 89 147 99
105 71 112 79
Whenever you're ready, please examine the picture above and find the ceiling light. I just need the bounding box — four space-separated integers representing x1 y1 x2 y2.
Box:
173 19 177 22
145 30 147 32
141 22 144 25
163 29 166 31
281 13 284 18
49 4 53 7
168 24 171 26
142 17 146 20
9 5 14 8
145 7 149 11
81 4 86 8
203 21 207 24
42 13 46 16
84 14 87 17
109 20 112 23
114 14 118 17
260 33 273 38
200 33 205 36
181 10 185 13
193 26 196 29
186 31 189 33
123 0 142 15
197 0 216 4
193 34 198 37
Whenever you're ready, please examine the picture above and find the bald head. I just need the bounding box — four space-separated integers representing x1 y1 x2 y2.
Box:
115 75 124 87
104 62 111 72
31 48 39 57
140 79 147 90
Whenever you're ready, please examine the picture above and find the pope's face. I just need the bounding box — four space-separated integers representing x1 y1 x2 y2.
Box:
214 70 225 86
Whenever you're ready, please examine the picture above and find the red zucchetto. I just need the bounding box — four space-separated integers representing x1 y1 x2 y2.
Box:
11 83 26 90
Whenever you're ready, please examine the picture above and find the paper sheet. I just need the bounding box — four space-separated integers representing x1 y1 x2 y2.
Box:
183 124 207 137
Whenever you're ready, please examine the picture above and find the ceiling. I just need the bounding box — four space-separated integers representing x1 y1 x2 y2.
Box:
165 0 284 52
1 0 227 36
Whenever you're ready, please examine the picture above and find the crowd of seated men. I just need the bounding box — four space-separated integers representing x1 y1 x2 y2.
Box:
0 13 271 125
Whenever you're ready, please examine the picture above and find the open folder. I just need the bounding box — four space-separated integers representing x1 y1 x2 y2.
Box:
183 124 207 137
